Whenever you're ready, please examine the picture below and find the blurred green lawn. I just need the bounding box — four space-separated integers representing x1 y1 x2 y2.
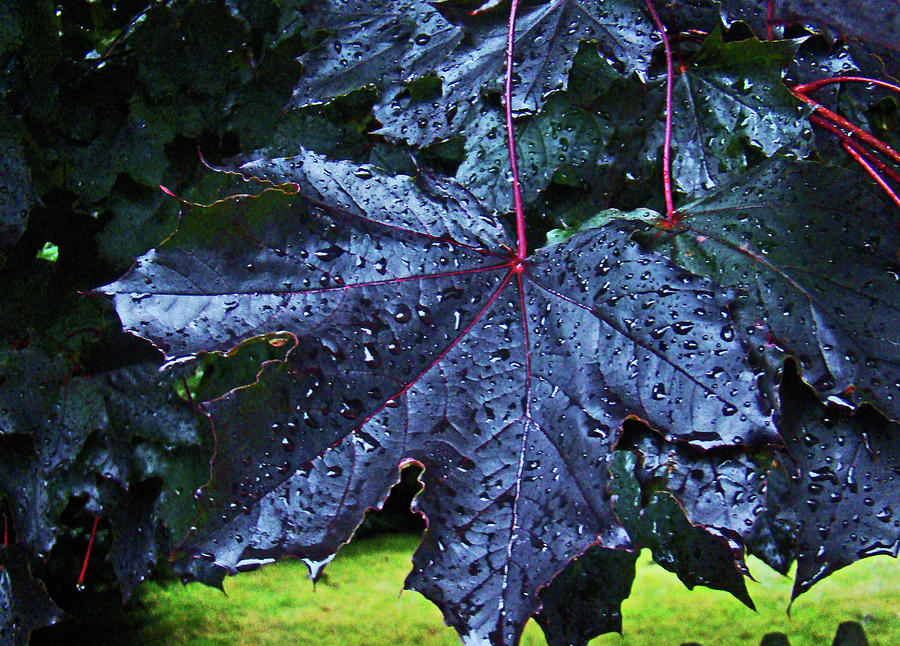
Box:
134 534 900 646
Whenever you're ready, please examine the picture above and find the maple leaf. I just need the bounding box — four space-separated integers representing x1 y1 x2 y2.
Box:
614 424 768 540
723 0 900 52
458 93 612 214
0 545 64 646
459 29 811 213
294 0 658 147
558 156 900 419
0 347 209 598
534 544 637 646
609 449 755 608
755 365 900 600
600 30 810 197
649 157 900 420
101 147 773 645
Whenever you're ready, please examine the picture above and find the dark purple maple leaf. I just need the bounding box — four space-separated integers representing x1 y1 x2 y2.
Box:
755 365 900 600
293 0 658 147
722 0 900 51
100 144 773 644
0 546 64 646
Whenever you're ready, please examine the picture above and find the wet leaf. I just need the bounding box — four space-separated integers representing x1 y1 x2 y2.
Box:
535 546 637 646
665 30 809 194
291 0 462 110
610 451 755 609
101 148 772 645
616 424 769 541
294 0 657 148
0 546 64 646
605 30 809 197
654 157 900 420
759 366 900 600
722 1 900 53
0 348 209 597
457 94 612 213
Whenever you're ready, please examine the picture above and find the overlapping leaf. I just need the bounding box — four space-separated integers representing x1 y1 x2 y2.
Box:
293 0 657 148
664 31 809 193
609 450 755 608
600 31 809 197
0 546 64 646
0 124 33 255
615 425 768 542
534 545 637 646
646 157 900 420
291 0 462 110
759 367 900 599
0 348 209 597
722 1 900 53
101 147 772 645
457 94 612 213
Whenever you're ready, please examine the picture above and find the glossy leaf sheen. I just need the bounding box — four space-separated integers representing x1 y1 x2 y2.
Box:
0 546 64 646
293 0 656 148
616 427 767 542
102 148 772 645
458 94 612 214
662 158 900 420
762 369 900 600
609 451 755 609
665 31 808 194
722 1 899 52
0 348 208 597
605 31 808 197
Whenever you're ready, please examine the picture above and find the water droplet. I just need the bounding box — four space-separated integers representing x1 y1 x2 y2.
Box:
394 304 412 323
315 244 345 261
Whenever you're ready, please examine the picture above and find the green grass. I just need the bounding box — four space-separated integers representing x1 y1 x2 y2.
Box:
133 534 900 646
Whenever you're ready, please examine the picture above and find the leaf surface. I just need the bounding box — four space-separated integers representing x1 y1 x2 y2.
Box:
102 148 773 645
602 31 808 197
534 545 637 646
0 546 64 646
615 425 768 541
457 94 612 213
0 348 209 597
655 158 900 420
291 0 462 109
665 31 808 194
0 125 33 255
294 0 657 148
722 0 900 52
764 368 900 599
609 450 755 608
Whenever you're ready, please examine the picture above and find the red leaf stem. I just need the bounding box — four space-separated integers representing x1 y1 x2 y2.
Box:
504 0 527 260
644 0 677 224
76 515 100 590
766 0 775 40
792 76 900 96
841 141 900 208
793 93 900 166
793 75 900 207
810 114 900 186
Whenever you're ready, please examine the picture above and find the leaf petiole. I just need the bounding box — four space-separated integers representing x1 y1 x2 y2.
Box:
644 0 678 226
792 89 900 166
793 75 900 207
505 0 528 259
76 515 100 591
